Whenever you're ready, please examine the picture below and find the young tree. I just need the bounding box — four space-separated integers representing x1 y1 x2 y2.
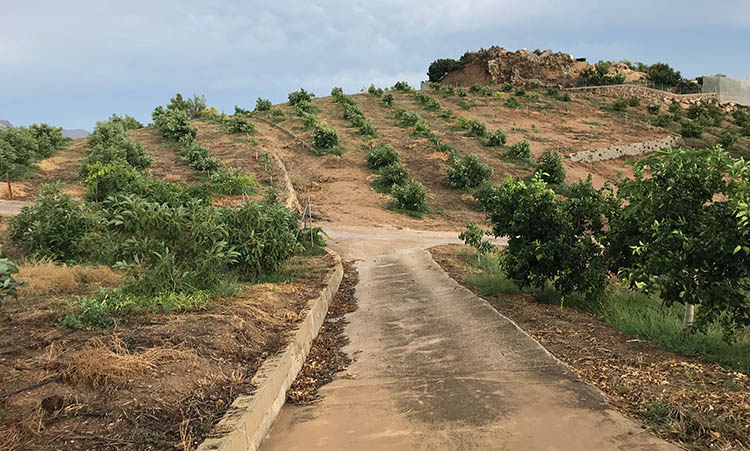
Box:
609 146 750 333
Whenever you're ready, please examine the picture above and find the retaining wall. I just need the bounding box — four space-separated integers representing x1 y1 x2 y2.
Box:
566 84 718 106
568 135 681 163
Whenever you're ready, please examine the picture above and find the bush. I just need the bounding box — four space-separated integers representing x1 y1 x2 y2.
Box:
414 91 441 111
391 179 428 212
255 98 272 111
718 129 739 150
108 114 143 130
514 88 526 97
366 143 399 170
209 167 258 195
368 84 384 97
505 96 521 109
271 109 285 117
484 129 507 147
152 106 197 144
437 85 455 96
559 92 572 102
604 98 630 112
413 118 431 138
392 81 412 92
83 161 144 202
628 97 641 107
222 115 256 134
9 184 100 262
394 107 421 127
382 93 394 107
457 88 468 97
579 62 626 86
427 58 462 82
312 121 339 150
466 120 487 138
535 150 565 184
647 104 660 114
680 120 703 138
652 114 672 127
373 162 410 193
29 123 65 155
646 63 682 88
81 122 152 176
668 102 684 119
179 142 222 172
164 93 207 119
0 125 65 177
0 247 24 302
288 88 314 106
506 140 531 159
501 82 513 92
447 153 492 190
687 103 724 127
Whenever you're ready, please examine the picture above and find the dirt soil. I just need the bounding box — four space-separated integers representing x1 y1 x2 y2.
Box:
286 260 358 405
0 253 334 451
430 244 750 451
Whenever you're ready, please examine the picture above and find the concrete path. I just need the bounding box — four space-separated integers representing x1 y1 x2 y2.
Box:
260 224 677 451
0 200 31 216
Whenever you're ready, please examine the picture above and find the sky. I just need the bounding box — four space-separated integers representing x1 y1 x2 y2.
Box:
2 0 749 130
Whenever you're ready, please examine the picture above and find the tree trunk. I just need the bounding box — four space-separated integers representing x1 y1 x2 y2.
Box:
682 303 695 329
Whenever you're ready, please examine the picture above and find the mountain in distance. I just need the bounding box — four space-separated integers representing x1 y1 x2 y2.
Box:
0 119 89 139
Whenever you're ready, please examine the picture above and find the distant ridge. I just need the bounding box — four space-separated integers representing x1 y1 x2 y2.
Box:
0 120 13 129
62 129 90 139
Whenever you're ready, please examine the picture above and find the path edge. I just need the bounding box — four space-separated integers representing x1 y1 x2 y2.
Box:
196 248 344 451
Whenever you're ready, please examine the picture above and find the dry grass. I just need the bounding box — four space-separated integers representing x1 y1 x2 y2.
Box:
16 261 120 297
65 337 196 388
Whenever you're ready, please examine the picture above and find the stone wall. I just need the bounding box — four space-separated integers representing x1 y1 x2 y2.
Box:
568 135 681 163
566 84 718 107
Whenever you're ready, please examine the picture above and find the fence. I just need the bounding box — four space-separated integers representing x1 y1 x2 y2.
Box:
702 76 750 106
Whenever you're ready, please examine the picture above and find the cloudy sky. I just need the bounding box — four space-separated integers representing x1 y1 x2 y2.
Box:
2 0 749 130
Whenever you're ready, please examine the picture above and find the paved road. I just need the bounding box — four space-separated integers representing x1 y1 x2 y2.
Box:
0 200 31 216
260 224 677 451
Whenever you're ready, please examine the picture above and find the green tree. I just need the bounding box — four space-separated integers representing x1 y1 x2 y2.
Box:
427 58 462 82
646 63 682 88
608 147 750 333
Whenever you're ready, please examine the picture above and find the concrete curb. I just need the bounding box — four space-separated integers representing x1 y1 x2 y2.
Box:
197 247 344 451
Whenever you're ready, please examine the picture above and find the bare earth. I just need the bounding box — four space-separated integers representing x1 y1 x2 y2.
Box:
260 224 677 450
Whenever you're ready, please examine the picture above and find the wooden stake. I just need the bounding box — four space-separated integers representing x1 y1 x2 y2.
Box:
5 172 12 199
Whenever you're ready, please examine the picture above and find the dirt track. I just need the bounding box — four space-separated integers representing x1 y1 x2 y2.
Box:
0 200 31 216
260 224 677 450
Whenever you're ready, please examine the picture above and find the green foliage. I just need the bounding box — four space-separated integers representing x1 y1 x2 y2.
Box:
392 81 413 92
501 82 513 92
652 114 672 128
719 129 740 150
255 98 272 111
484 129 506 147
680 120 704 138
579 61 626 86
505 96 521 109
390 179 428 212
457 87 468 97
436 84 455 96
412 118 432 138
373 162 410 193
646 63 682 88
447 153 492 190
0 247 24 303
295 99 316 116
466 119 487 138
108 114 143 130
647 104 661 114
81 120 152 176
535 150 565 184
686 103 724 127
0 124 65 177
382 93 394 107
459 223 495 256
414 91 441 111
222 115 256 134
609 147 750 333
603 98 630 112
332 89 377 138
152 106 197 144
478 175 612 301
166 93 207 119
299 111 317 130
84 161 143 202
179 142 222 172
288 88 314 106
506 140 531 159
209 167 258 196
9 184 100 262
368 84 384 97
394 107 421 127
427 58 461 82
366 143 399 170
628 97 641 107
668 102 684 119
311 121 340 151
514 88 526 97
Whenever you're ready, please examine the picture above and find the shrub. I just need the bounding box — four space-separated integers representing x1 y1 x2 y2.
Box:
271 109 285 117
459 223 495 256
501 82 513 92
81 127 152 177
652 114 672 127
255 98 272 111
0 125 65 177
535 150 565 184
484 129 507 147
506 140 531 159
647 104 660 114
366 143 399 170
210 167 258 195
0 247 24 302
604 98 630 112
29 123 65 154
391 179 428 212
469 84 482 94
680 120 703 138
718 129 739 150
165 93 207 118
414 91 441 111
152 106 197 144
427 58 461 82
299 112 317 130
687 103 724 127
514 88 526 97
413 118 431 138
668 102 683 119
394 107 421 127
295 100 316 116
9 184 100 262
288 88 314 106
373 162 410 193
466 120 487 138
392 81 412 92
628 97 641 107
559 92 572 102
179 142 223 172
505 96 521 109
368 84 384 97
438 85 455 96
222 115 256 134
382 93 394 107
84 161 144 202
108 114 143 130
646 63 682 88
457 88 468 97
579 62 626 86
447 153 493 190
312 121 339 150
